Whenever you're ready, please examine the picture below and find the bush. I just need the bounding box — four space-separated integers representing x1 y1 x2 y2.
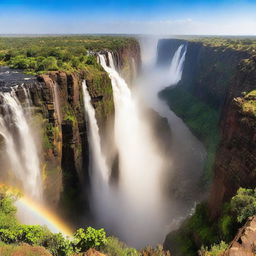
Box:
41 56 58 71
102 236 139 256
200 241 228 256
44 233 73 256
141 245 171 256
72 227 107 252
0 192 18 229
231 188 256 223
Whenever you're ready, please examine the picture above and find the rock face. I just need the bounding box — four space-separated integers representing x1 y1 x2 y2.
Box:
224 216 256 256
209 57 256 218
158 39 256 219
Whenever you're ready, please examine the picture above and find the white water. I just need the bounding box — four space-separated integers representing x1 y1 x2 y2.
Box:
137 40 206 229
98 53 168 247
82 80 114 221
0 89 42 200
52 82 61 124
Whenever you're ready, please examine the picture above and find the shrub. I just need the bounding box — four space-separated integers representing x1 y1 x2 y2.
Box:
141 245 171 256
200 241 228 256
102 236 139 256
72 227 107 252
231 188 256 223
41 56 58 71
44 233 73 256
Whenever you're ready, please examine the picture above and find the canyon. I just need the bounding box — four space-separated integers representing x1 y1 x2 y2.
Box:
0 36 255 255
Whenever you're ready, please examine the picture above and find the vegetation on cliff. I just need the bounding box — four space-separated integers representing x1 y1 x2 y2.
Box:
0 36 137 74
191 37 256 55
165 187 256 256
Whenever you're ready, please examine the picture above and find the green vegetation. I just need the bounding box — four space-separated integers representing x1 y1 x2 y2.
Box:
200 241 228 256
191 37 256 54
231 188 256 223
0 36 137 74
101 237 139 256
160 87 220 183
240 90 256 118
0 190 169 255
166 187 256 256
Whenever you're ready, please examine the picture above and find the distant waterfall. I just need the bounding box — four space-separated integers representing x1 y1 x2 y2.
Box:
168 45 187 86
0 89 42 200
51 82 61 124
99 53 167 247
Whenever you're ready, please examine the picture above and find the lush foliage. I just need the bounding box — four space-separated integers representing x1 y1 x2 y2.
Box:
0 36 137 74
191 37 256 54
72 227 107 252
0 192 170 255
200 241 228 256
230 188 256 223
240 90 256 118
101 237 139 256
166 187 256 256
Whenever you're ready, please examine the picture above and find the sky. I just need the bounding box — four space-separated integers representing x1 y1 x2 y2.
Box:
0 0 256 35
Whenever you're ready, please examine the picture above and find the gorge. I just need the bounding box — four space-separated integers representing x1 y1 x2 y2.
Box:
0 36 255 255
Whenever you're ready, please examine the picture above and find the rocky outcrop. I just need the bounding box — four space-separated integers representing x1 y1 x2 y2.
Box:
224 216 256 256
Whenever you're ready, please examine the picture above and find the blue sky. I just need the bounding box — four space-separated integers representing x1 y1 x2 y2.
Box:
0 0 256 34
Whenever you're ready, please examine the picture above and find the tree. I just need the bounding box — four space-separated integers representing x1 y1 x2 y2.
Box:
72 227 107 252
231 188 256 223
41 56 58 71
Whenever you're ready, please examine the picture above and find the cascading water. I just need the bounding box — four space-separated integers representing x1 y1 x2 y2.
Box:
0 88 42 200
137 40 206 229
98 53 169 247
82 80 113 221
52 82 61 124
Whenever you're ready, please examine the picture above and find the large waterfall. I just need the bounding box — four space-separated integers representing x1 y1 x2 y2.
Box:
86 42 206 247
97 53 168 247
0 88 42 200
137 40 206 228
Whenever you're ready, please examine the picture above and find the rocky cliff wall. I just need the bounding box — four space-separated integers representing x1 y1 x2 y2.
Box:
209 57 256 218
158 38 256 218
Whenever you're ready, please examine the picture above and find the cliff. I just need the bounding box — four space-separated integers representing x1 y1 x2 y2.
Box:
161 38 256 254
209 57 256 218
159 38 256 192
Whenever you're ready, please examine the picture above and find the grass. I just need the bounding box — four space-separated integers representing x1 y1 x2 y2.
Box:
0 243 52 256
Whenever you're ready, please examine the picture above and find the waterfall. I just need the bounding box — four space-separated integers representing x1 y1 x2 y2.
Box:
52 82 61 124
98 53 167 247
0 89 42 200
137 41 206 231
82 80 113 220
82 80 109 183
21 84 33 117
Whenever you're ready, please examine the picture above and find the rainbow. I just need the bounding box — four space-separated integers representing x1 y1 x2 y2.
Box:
0 185 73 237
